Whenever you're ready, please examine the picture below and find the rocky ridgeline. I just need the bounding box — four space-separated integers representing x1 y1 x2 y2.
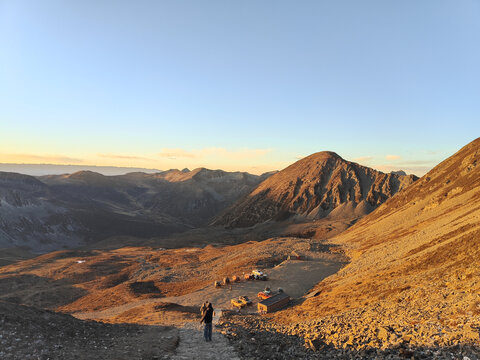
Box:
217 309 480 360
214 151 417 228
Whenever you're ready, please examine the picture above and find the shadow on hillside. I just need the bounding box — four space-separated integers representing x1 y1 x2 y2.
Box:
0 249 99 273
0 274 87 309
0 246 36 266
0 300 179 359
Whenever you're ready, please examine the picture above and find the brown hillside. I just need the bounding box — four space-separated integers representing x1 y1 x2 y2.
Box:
214 151 417 227
275 137 480 349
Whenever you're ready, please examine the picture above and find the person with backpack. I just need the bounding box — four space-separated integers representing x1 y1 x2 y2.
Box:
200 301 208 317
200 302 215 341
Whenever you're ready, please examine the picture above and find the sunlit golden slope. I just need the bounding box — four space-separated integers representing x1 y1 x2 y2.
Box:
277 138 480 349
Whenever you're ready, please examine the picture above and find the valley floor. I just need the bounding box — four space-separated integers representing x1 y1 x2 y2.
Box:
74 257 342 322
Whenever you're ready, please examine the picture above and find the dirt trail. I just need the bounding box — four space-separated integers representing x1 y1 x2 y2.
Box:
172 311 240 360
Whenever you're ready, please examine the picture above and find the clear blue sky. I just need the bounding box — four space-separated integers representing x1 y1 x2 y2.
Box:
1 0 479 175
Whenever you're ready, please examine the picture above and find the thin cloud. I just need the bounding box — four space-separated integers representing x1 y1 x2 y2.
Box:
158 147 271 160
386 155 401 160
202 147 271 159
353 156 373 163
2 153 83 164
401 159 436 165
158 149 197 159
97 153 152 161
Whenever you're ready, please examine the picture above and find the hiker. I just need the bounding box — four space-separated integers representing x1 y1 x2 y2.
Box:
200 302 215 342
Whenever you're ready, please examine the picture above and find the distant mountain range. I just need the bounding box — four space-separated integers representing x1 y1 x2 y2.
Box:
214 151 417 227
0 164 162 176
0 153 417 252
0 168 273 251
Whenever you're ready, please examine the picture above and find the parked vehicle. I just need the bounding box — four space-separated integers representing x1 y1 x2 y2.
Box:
252 269 268 280
258 287 272 300
257 291 272 300
238 295 252 306
231 298 246 309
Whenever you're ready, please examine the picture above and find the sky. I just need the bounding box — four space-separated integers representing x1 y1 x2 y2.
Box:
1 0 479 176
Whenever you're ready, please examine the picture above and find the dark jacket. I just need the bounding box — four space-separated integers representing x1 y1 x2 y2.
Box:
200 307 214 324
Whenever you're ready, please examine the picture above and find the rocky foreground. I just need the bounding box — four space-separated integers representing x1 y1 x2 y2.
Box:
217 311 480 360
0 301 178 360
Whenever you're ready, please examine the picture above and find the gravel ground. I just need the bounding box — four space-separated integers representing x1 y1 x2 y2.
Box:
217 312 480 360
0 301 178 360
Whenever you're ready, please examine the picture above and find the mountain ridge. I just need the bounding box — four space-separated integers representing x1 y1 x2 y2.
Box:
214 151 417 228
0 168 273 251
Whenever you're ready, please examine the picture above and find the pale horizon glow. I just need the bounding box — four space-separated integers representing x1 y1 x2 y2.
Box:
0 148 287 175
0 146 451 176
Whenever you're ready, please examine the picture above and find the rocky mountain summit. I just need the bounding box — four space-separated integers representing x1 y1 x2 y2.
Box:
215 151 417 227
